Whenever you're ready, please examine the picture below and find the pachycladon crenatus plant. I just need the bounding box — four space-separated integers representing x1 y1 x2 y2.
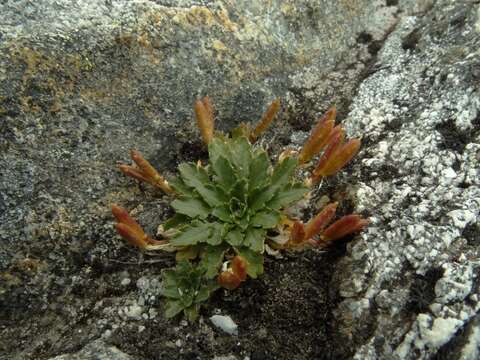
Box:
112 97 368 321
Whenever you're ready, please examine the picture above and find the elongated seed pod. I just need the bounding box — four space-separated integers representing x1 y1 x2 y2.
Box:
315 138 361 178
312 126 345 176
194 99 214 145
304 202 338 240
129 150 174 194
321 215 369 242
115 222 148 248
298 107 336 164
202 96 214 125
250 99 281 141
118 164 151 184
112 204 144 234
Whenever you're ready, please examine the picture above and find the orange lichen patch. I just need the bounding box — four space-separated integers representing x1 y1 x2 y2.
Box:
298 107 336 164
249 98 281 142
313 138 361 179
119 150 174 194
112 204 167 249
194 96 215 145
321 215 369 243
304 202 338 240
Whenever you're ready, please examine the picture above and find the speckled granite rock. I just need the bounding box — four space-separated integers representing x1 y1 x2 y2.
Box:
332 1 480 359
48 339 131 360
0 0 478 359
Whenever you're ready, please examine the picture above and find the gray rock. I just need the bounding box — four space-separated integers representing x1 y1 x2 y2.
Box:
48 339 131 360
210 314 238 335
331 1 480 359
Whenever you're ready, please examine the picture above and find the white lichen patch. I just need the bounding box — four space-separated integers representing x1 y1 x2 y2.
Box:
336 3 480 359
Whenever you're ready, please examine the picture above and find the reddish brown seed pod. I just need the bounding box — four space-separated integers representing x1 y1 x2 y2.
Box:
298 107 336 164
314 138 361 178
321 215 369 242
194 98 214 145
231 256 248 281
304 202 338 240
119 150 173 194
250 98 281 141
218 271 242 290
115 223 149 249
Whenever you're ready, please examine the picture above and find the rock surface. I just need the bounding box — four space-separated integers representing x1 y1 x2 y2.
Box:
0 0 479 359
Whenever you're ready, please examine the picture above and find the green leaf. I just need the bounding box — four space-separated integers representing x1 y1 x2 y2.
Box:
175 245 201 261
235 247 264 278
226 228 244 246
229 197 247 219
175 259 194 274
208 138 231 165
163 213 189 230
162 270 181 299
178 163 222 207
231 123 251 139
195 285 211 303
178 163 210 186
165 300 184 318
197 185 226 207
171 197 210 219
249 150 270 190
248 187 276 212
212 156 236 191
244 227 265 252
230 179 248 203
251 211 281 229
235 213 250 230
270 157 298 191
183 304 200 322
171 222 211 246
230 137 252 176
169 177 196 197
212 205 233 223
199 245 227 278
267 183 309 210
207 223 224 246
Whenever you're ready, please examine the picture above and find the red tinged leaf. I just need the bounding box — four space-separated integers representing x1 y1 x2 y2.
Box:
118 164 150 184
202 96 214 125
112 204 143 233
250 99 281 141
194 98 214 145
218 271 242 290
312 126 345 178
231 256 247 281
119 150 173 194
298 107 336 164
115 223 149 249
315 138 361 178
131 150 160 181
321 215 369 242
289 221 306 245
304 202 338 240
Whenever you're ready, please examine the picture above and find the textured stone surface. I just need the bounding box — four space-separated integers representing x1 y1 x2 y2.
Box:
336 1 480 359
0 0 479 359
48 339 132 360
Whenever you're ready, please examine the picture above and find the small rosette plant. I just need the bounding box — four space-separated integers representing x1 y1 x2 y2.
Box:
112 97 368 320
